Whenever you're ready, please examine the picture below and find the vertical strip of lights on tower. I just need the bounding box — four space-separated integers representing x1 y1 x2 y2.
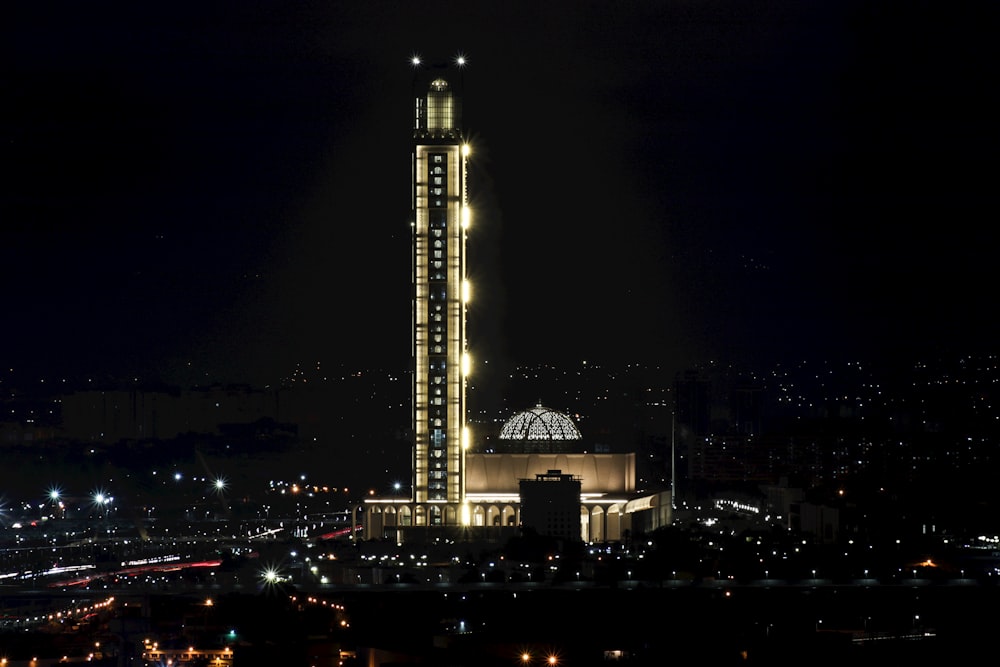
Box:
410 54 469 525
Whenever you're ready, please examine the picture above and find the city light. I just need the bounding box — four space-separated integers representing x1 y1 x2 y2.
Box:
0 28 993 667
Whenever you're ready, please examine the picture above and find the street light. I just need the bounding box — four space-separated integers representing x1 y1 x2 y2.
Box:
46 487 65 519
92 490 112 519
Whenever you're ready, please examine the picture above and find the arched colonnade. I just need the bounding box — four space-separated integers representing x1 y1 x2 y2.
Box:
357 502 628 542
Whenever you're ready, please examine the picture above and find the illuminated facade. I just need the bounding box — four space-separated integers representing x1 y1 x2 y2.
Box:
464 404 644 542
357 56 471 537
411 60 469 523
361 397 665 543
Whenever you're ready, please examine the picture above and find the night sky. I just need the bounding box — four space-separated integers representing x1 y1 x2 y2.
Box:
5 1 997 388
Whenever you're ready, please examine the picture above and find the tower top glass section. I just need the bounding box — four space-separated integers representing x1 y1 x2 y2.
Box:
413 61 464 140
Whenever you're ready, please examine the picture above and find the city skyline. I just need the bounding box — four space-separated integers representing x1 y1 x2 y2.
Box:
5 6 1000 661
6 2 996 389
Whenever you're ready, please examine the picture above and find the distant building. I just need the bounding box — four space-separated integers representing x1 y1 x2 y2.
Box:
519 470 582 542
793 501 840 543
58 386 282 442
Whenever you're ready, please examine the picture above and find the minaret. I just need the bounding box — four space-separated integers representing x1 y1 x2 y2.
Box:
410 55 470 526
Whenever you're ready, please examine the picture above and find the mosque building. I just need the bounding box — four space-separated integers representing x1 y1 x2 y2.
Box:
359 56 670 543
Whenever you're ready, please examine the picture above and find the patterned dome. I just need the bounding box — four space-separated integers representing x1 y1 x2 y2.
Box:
499 403 582 441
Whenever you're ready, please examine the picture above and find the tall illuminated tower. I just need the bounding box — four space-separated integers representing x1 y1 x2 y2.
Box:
410 56 470 526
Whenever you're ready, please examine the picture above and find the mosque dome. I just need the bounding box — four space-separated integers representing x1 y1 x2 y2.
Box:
499 403 582 442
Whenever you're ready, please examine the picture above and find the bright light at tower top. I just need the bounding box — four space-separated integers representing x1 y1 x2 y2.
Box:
410 52 468 68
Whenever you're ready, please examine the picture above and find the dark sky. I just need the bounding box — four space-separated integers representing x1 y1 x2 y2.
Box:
5 1 997 387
